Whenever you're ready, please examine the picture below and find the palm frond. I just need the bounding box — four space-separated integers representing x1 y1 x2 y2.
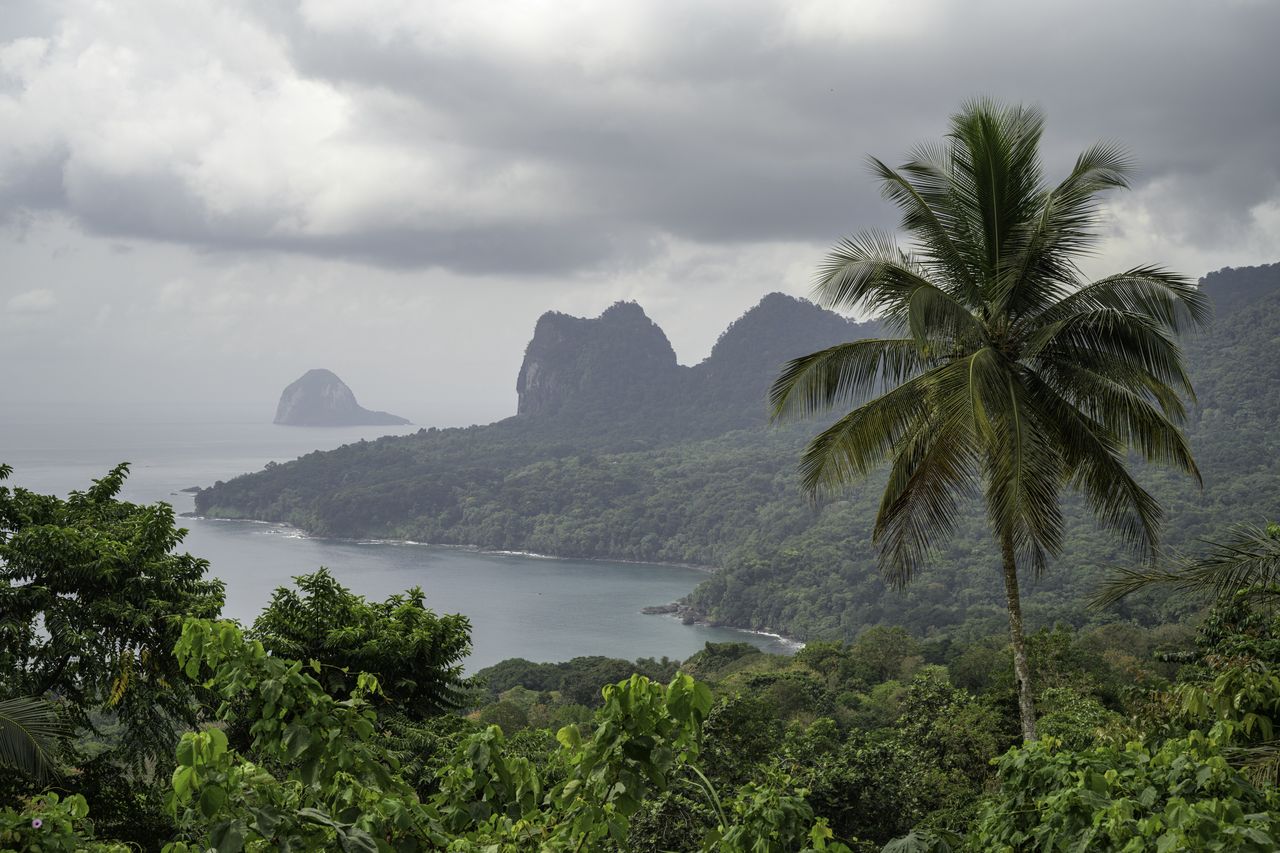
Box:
1034 361 1199 483
867 157 979 302
993 143 1134 320
946 100 1047 291
799 350 1013 503
795 368 940 496
866 354 996 584
1027 267 1211 335
905 284 982 350
769 338 925 421
0 696 69 783
811 231 921 317
1002 143 1135 311
1026 308 1195 398
1225 742 1280 788
1093 524 1280 608
1031 141 1133 262
1061 141 1134 193
992 186 1077 320
1023 371 1164 559
979 366 1066 572
1035 354 1188 422
874 404 979 587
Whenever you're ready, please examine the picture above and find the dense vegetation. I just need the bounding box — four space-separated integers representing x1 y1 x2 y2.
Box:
3 466 1280 850
196 263 1280 642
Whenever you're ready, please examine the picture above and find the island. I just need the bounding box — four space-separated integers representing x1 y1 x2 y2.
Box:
273 369 411 427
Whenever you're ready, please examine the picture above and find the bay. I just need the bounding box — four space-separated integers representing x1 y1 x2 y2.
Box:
0 417 798 671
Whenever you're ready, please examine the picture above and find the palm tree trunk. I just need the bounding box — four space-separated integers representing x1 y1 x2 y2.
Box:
1000 532 1038 742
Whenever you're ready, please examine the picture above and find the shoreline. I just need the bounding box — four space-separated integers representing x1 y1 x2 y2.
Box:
185 513 804 650
185 513 718 573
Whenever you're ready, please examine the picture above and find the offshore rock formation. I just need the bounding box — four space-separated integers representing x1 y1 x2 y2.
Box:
273 369 410 427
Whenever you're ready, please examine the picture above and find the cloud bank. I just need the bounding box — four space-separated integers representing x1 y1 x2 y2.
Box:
1 0 1277 423
3 0 1276 275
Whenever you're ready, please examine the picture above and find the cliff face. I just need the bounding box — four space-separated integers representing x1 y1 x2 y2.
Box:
515 293 877 429
516 302 682 418
274 369 411 427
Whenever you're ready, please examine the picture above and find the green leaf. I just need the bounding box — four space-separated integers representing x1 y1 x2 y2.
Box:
172 765 196 801
210 819 248 853
338 826 381 853
246 806 282 837
556 725 582 749
283 723 314 761
199 784 227 819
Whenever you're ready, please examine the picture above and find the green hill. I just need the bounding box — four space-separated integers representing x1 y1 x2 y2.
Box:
196 266 1280 640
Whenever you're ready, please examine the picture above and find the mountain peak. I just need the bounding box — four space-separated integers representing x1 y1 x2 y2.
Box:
695 293 879 409
512 292 882 432
516 303 680 418
598 301 651 322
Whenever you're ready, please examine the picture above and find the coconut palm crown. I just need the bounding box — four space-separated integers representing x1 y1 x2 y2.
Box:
770 100 1209 740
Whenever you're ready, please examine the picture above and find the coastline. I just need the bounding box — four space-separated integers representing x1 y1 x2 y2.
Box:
185 513 718 573
185 512 804 651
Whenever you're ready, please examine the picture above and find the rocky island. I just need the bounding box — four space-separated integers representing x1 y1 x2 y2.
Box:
273 369 411 427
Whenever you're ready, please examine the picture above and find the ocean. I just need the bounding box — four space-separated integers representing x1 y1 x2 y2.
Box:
0 417 798 671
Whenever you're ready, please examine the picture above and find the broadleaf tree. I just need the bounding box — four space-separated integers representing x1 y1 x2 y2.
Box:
0 463 225 766
250 568 473 718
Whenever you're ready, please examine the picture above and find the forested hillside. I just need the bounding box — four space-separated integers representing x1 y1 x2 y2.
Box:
196 265 1280 640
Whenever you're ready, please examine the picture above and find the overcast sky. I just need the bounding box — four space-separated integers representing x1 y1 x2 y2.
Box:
2 0 1278 426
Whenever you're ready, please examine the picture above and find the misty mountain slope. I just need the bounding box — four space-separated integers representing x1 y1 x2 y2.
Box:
197 268 1280 640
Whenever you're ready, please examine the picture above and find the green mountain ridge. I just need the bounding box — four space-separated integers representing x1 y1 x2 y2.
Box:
196 267 1280 641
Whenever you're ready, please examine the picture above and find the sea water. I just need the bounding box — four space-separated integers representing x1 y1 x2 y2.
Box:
0 416 798 671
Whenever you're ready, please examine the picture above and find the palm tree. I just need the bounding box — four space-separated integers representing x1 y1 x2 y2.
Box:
0 696 68 782
770 100 1208 741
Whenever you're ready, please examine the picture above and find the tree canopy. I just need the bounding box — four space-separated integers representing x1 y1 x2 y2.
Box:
0 462 225 766
251 568 473 718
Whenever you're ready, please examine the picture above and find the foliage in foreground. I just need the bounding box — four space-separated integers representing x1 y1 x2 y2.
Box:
4 467 1280 851
158 618 847 852
251 567 474 718
974 732 1279 851
6 595 1280 851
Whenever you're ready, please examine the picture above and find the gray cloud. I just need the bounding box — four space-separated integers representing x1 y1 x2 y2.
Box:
1 0 1277 426
6 287 56 313
1 0 1276 277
